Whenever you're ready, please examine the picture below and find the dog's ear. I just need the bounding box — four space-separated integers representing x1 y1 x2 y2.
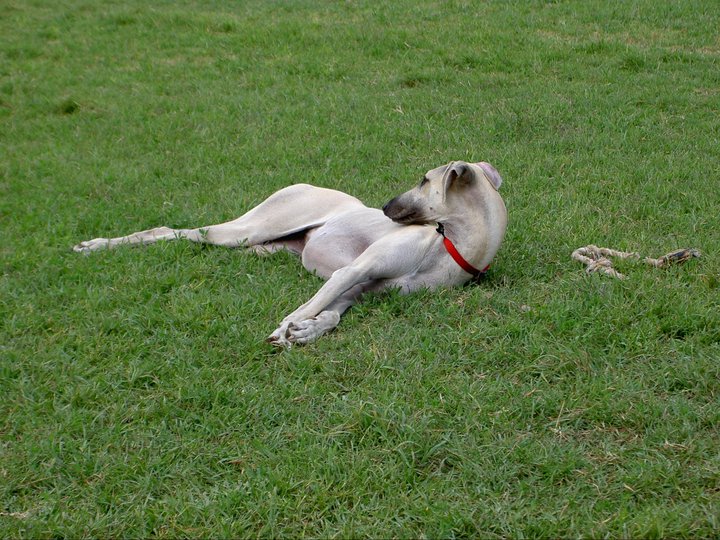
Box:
443 162 473 194
442 161 480 203
449 162 471 182
477 161 503 190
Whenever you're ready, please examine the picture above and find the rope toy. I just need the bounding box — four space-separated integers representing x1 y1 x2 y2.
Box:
572 245 701 279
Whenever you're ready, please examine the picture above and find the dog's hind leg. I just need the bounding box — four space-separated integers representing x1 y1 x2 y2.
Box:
73 184 365 253
73 226 201 253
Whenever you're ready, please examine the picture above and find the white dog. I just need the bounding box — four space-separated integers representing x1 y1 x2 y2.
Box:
74 161 507 346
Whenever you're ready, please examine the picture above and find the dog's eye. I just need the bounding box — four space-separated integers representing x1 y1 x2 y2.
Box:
419 177 429 187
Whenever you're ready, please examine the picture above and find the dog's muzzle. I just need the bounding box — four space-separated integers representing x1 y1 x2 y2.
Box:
383 196 419 224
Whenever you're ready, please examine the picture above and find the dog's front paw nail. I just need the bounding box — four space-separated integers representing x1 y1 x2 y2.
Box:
266 322 295 348
267 338 291 348
266 333 292 348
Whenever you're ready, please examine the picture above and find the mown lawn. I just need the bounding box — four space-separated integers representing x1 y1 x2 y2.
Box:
1 0 719 537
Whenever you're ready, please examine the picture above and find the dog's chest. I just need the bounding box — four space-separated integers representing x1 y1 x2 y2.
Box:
300 208 400 278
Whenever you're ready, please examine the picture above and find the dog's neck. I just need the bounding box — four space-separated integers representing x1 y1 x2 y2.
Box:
435 221 487 278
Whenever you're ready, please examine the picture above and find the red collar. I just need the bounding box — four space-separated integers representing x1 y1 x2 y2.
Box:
436 223 489 280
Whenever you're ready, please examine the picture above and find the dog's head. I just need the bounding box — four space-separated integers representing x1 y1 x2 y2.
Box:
382 161 503 225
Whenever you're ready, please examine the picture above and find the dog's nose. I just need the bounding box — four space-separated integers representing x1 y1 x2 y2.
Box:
382 198 396 215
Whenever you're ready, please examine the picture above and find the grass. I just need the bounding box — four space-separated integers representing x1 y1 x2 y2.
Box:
1 0 719 537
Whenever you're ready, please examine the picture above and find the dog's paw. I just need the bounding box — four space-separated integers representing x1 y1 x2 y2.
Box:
73 238 111 254
286 312 340 345
266 312 340 347
266 321 295 348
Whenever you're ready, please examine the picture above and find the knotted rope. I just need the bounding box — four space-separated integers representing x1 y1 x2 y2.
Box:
572 245 700 279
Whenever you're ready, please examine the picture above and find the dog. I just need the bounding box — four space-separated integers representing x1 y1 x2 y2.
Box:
74 160 507 346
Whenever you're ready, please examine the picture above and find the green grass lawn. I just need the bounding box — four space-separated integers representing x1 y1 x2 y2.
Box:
2 0 719 537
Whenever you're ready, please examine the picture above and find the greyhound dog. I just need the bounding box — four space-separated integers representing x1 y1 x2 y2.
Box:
74 161 507 346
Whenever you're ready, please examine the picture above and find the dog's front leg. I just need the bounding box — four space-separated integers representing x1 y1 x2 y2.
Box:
268 283 368 346
267 267 371 347
267 228 433 347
